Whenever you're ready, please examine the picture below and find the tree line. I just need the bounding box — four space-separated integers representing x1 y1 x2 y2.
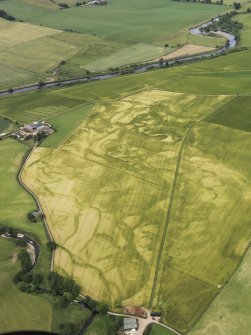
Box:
171 0 224 5
200 11 243 42
0 9 16 21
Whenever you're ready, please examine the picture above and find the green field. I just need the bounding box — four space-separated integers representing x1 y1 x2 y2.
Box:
23 0 59 10
0 139 92 334
0 238 53 333
0 238 91 334
236 13 251 47
152 114 251 331
207 96 251 132
84 43 173 72
0 0 53 20
186 34 225 48
42 104 92 148
0 0 229 84
190 248 251 335
52 303 91 335
150 324 176 335
85 315 122 335
0 139 42 238
0 19 83 89
23 0 226 45
0 89 86 124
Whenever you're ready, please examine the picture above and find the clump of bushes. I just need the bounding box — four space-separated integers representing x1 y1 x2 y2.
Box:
84 295 109 314
13 249 44 293
48 272 81 307
200 11 243 42
0 9 16 21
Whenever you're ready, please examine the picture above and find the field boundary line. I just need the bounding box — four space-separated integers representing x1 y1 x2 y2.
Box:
148 116 203 308
69 153 167 189
148 95 240 309
17 143 55 271
189 244 251 333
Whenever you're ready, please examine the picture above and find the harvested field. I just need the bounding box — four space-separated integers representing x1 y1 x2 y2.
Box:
0 36 80 73
0 18 59 49
22 90 228 312
154 44 214 62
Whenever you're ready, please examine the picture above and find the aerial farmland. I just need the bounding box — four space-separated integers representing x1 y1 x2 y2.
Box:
0 0 251 335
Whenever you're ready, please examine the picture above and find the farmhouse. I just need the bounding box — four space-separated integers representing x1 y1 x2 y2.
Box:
28 210 44 222
86 0 107 5
150 311 161 321
13 121 54 140
122 318 138 334
96 0 107 5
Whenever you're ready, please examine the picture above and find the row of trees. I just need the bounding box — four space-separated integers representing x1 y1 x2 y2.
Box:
13 248 44 294
48 271 81 307
0 9 16 21
200 11 243 42
84 295 109 314
76 1 86 5
171 0 224 4
5 228 121 334
58 3 70 8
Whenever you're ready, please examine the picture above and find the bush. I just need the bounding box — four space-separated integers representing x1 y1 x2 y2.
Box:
18 249 32 273
48 272 81 302
60 322 78 335
13 271 24 284
143 323 153 335
96 302 109 314
32 273 43 286
47 241 56 251
0 9 16 21
23 272 33 283
17 281 31 293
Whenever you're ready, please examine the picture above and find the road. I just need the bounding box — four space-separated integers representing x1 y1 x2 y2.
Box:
17 143 55 270
108 310 182 335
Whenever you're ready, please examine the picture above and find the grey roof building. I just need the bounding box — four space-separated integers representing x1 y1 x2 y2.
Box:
123 318 138 331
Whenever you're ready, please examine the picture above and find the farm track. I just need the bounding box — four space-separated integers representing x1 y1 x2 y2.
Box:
148 95 239 309
148 118 203 308
17 143 55 270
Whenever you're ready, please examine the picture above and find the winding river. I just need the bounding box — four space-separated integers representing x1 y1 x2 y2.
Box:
0 16 236 334
0 18 236 97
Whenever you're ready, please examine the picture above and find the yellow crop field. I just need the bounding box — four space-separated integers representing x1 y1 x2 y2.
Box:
22 90 227 308
0 18 59 49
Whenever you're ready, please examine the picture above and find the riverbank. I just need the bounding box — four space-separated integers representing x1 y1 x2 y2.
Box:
0 17 237 98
